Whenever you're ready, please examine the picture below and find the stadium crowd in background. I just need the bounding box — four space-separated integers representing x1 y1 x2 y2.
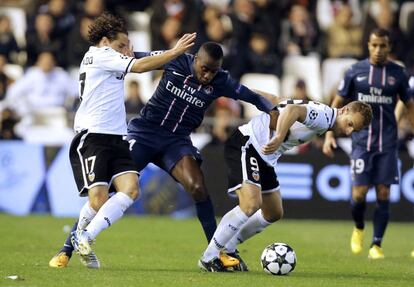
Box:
0 0 413 146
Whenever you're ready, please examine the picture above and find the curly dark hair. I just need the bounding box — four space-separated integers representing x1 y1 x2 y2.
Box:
87 12 128 45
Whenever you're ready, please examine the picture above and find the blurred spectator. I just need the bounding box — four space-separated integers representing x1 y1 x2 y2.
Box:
4 51 77 117
82 0 106 18
245 31 282 76
280 4 320 56
125 80 145 115
0 108 21 140
66 16 93 68
326 4 363 58
0 55 13 101
210 98 242 144
317 0 362 31
0 14 20 64
26 13 64 67
150 0 200 50
38 0 76 36
291 79 309 100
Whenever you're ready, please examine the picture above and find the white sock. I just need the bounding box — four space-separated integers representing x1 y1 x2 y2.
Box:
77 201 97 232
203 206 249 262
225 209 271 253
85 192 134 239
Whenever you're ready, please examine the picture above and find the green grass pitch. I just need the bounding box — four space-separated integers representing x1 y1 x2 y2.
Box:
1 214 413 287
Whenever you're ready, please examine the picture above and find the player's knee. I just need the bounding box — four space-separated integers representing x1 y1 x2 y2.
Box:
187 182 208 202
262 205 283 223
240 199 261 217
89 192 108 210
123 185 139 200
352 189 367 202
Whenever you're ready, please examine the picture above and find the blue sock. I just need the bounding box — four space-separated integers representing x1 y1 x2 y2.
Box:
195 197 217 242
60 221 78 257
372 200 389 247
351 199 366 229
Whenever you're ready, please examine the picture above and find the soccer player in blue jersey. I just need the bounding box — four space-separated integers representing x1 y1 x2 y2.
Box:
323 28 414 259
50 42 274 269
127 42 274 268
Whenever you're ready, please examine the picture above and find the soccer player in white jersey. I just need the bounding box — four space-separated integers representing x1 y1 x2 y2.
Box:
49 12 196 268
198 99 373 272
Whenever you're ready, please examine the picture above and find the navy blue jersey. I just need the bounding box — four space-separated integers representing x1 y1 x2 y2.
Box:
129 52 272 136
338 59 411 151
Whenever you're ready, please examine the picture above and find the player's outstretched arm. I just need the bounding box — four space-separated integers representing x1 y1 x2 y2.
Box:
130 33 196 73
262 105 307 155
403 98 414 129
252 89 281 105
323 95 345 157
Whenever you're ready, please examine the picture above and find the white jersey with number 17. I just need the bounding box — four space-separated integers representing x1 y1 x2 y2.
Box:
74 46 136 135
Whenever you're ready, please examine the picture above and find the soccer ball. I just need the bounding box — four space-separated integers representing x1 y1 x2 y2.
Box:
261 242 296 275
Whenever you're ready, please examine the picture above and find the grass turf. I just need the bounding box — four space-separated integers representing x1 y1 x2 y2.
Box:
0 214 413 287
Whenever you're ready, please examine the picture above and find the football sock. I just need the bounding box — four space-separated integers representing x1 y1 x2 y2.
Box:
60 221 78 256
225 209 271 253
77 201 97 232
372 199 389 247
203 206 248 262
351 199 366 230
195 196 217 242
85 192 134 240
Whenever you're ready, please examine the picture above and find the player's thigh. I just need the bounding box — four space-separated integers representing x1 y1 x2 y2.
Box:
225 130 263 198
171 155 205 188
261 191 283 223
70 132 113 196
350 150 373 186
372 150 399 186
235 182 262 216
127 136 159 172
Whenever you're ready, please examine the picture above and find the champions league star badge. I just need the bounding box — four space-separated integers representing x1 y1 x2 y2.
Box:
88 172 95 182
252 171 260 181
203 85 213 94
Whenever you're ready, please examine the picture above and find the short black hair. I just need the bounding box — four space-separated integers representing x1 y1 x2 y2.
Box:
369 28 390 39
87 12 128 45
199 42 223 61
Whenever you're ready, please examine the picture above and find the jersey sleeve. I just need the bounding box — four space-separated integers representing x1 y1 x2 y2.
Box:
408 76 414 99
337 66 355 99
133 51 184 70
96 48 136 73
398 70 410 102
302 104 331 130
221 73 273 113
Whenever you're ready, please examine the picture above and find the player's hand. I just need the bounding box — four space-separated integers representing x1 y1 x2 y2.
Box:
322 134 337 157
172 33 196 55
262 136 282 155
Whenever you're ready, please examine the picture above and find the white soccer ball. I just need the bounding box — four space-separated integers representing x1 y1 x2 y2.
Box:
260 242 297 275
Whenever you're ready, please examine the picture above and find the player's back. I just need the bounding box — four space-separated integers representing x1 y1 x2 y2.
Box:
239 100 336 166
74 46 135 135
